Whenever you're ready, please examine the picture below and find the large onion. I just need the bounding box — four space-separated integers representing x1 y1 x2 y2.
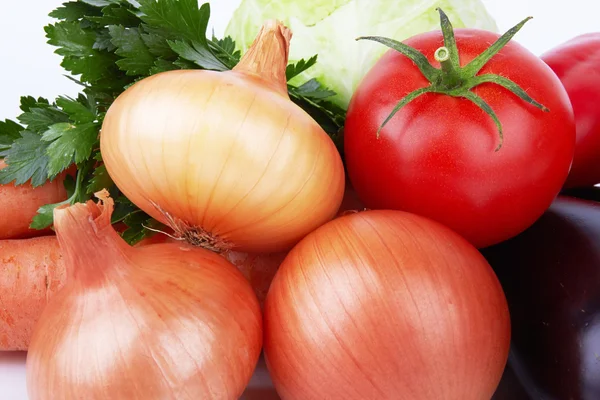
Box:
264 210 511 399
100 20 345 253
26 191 262 399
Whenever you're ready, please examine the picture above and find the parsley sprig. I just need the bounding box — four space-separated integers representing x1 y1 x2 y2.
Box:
0 0 346 244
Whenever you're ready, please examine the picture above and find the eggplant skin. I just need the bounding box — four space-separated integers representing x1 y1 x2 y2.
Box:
482 196 600 400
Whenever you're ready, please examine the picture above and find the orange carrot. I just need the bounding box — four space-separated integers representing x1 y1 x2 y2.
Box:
0 160 68 240
0 236 66 351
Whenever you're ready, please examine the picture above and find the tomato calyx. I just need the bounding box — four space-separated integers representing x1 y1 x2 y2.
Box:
357 8 550 151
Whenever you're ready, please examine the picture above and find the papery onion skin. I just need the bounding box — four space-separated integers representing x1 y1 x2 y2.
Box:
138 179 365 306
100 20 345 253
264 210 511 400
26 193 262 400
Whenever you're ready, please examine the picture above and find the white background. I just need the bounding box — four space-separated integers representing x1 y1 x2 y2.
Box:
1 0 599 398
1 0 600 121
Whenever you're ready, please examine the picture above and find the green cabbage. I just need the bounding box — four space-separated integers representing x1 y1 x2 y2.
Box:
225 0 498 108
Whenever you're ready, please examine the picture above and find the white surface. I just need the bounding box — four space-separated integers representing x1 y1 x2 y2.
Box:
1 0 599 398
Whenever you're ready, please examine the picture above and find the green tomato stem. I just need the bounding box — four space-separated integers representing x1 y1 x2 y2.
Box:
356 8 549 152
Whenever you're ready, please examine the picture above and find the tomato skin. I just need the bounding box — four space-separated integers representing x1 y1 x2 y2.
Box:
344 29 575 248
542 33 600 188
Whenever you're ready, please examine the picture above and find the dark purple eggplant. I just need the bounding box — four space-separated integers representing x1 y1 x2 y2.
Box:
492 362 531 400
561 186 600 203
482 196 600 400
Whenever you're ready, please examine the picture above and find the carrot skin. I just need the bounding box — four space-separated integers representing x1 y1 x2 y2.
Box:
0 236 66 351
0 161 69 240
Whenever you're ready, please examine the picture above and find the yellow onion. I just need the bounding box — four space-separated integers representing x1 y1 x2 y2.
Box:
26 191 263 400
264 210 511 399
100 20 345 253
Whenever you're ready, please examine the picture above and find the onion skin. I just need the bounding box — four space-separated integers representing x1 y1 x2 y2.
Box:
26 193 262 400
0 160 68 239
100 20 345 253
264 210 511 400
138 180 365 306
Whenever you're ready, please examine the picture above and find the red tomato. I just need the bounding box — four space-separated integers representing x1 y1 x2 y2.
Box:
344 28 575 248
542 33 600 188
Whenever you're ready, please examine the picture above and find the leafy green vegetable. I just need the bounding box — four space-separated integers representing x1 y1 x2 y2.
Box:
109 25 156 76
0 131 51 187
286 55 318 81
226 0 498 107
0 120 24 155
43 122 98 177
1 0 345 244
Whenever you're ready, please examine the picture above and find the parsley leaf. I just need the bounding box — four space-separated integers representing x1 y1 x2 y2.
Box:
93 30 116 51
45 21 124 87
121 211 165 245
80 0 121 7
30 199 70 230
49 2 101 22
292 78 336 99
86 3 141 27
0 120 24 155
209 36 241 68
45 21 97 57
87 164 113 194
30 161 94 230
286 55 318 81
56 96 96 124
167 39 228 71
42 122 99 177
19 96 50 113
17 104 69 134
141 29 175 58
138 0 226 70
0 131 51 186
138 0 210 44
109 25 155 76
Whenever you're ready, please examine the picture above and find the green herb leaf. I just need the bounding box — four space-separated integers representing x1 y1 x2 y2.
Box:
49 2 102 21
209 36 240 68
45 21 124 87
0 120 24 155
42 122 99 177
93 30 116 51
109 25 155 75
0 131 51 186
80 0 121 7
56 96 96 124
286 55 318 81
141 29 175 57
45 21 97 57
292 78 336 99
167 39 227 71
111 196 140 224
121 210 160 245
87 164 113 194
19 96 50 113
138 0 226 70
138 0 210 44
17 105 69 134
149 58 178 74
86 3 141 27
30 199 70 230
